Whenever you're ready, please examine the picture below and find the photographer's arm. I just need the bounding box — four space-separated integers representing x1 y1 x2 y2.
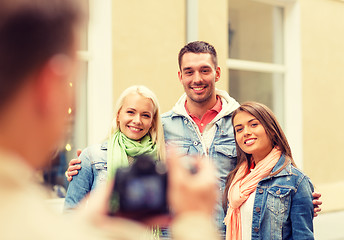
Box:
167 151 220 240
72 150 220 240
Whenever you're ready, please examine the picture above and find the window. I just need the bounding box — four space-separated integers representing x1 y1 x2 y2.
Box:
44 0 113 198
227 0 303 167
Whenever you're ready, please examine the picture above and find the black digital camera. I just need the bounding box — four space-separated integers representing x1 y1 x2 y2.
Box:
108 154 169 220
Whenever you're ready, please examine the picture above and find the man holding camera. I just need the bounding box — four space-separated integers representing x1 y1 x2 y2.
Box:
0 1 221 239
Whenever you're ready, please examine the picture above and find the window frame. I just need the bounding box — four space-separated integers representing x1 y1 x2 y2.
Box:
83 0 114 146
227 0 303 168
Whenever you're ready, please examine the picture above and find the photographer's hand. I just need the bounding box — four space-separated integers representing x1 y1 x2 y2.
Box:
76 182 153 239
166 149 220 240
167 149 218 217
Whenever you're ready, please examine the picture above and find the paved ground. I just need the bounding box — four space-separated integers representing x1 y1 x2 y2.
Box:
314 210 344 240
48 198 343 239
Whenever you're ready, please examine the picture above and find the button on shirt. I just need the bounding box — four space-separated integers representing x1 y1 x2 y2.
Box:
186 97 222 133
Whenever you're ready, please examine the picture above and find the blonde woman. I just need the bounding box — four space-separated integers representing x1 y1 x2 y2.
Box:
64 85 165 209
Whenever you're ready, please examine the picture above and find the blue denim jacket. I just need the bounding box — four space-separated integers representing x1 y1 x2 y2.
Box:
161 90 239 235
64 142 108 210
251 154 314 240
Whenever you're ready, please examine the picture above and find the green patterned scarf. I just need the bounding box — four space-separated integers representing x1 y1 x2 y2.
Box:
107 130 157 180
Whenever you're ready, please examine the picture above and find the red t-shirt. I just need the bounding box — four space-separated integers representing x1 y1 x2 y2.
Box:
185 97 222 133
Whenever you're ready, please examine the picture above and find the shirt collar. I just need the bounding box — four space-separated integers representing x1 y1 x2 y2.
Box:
185 96 222 117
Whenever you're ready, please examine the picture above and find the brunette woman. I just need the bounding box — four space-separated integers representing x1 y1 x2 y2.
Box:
223 102 314 240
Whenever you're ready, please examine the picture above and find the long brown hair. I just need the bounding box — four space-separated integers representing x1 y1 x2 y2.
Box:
222 102 296 210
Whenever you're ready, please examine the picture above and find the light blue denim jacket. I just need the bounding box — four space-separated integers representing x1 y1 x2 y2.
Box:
251 154 314 240
161 89 240 235
64 142 108 210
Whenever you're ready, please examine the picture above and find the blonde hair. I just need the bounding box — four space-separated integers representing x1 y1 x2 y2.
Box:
109 85 166 161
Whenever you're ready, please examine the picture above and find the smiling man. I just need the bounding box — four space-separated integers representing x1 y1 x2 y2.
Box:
162 41 240 237
178 51 220 116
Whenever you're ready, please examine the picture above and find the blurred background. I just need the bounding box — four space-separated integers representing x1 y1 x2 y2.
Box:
43 0 344 238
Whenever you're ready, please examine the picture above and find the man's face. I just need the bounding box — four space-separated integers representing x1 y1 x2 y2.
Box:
178 52 220 106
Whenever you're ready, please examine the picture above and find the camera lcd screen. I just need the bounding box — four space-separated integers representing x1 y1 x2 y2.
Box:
123 175 165 211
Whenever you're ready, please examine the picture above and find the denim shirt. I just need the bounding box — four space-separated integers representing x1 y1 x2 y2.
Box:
251 154 314 240
161 93 238 235
64 142 108 210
